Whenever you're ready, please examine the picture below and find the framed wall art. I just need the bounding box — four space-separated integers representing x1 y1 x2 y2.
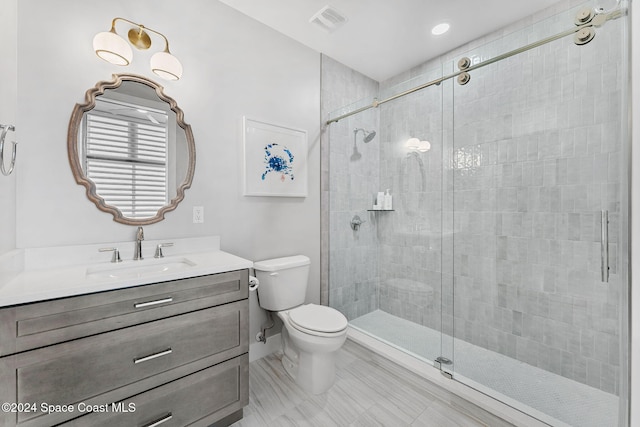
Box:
242 117 308 197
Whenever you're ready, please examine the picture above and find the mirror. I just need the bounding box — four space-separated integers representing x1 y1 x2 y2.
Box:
68 74 195 225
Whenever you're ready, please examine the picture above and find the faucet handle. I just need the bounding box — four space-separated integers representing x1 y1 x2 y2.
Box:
154 243 174 259
350 215 366 231
99 247 122 263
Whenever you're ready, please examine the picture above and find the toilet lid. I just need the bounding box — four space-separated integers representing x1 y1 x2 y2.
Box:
289 304 348 334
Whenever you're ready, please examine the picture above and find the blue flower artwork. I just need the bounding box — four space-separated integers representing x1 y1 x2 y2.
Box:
261 143 295 182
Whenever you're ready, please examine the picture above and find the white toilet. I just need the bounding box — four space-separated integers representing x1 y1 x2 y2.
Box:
253 255 348 394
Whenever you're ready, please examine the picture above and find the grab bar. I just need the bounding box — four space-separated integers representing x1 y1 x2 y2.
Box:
0 124 17 176
601 210 609 283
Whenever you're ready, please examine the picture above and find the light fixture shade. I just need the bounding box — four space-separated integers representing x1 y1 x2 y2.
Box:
406 137 420 150
418 140 431 152
150 51 183 81
93 31 133 66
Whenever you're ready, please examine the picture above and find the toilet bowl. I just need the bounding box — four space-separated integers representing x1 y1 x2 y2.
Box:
278 304 347 394
253 256 348 394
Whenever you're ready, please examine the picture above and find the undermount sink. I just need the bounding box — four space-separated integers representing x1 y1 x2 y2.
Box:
86 257 197 280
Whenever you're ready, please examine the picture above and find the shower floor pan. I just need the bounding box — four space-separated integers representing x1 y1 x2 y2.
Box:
350 310 618 427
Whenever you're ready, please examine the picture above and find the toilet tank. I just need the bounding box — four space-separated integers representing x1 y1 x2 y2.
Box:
253 255 310 311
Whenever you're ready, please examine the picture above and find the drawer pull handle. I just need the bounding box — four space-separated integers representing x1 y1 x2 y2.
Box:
134 348 172 364
143 413 173 427
134 297 173 309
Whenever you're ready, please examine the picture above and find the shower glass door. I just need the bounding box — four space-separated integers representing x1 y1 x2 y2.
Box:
374 67 448 366
328 62 449 369
447 3 629 426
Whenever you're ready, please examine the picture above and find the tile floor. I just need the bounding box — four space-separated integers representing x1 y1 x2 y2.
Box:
231 339 514 427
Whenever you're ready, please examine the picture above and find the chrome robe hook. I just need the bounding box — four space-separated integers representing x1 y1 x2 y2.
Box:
0 124 17 176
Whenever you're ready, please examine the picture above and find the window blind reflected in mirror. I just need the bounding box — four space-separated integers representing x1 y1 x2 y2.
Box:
82 97 169 219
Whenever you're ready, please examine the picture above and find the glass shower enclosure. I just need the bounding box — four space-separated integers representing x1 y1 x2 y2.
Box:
325 2 629 426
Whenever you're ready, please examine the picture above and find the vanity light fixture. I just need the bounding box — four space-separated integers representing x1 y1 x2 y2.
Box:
406 137 431 153
418 140 431 152
93 17 183 80
406 137 420 150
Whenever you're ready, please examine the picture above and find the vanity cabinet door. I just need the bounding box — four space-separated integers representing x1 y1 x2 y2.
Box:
0 270 248 356
64 354 249 427
0 300 248 427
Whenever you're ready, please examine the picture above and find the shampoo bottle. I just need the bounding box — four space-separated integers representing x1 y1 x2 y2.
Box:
383 189 392 210
375 192 384 210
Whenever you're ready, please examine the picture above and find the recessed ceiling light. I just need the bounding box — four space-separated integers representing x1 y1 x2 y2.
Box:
431 22 450 36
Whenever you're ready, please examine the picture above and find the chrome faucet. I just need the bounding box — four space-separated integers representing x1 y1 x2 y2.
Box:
134 226 144 260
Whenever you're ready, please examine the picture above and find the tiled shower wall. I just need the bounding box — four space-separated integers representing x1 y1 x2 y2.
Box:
375 1 625 394
321 55 380 319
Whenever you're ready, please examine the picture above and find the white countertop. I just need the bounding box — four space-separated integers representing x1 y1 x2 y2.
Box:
0 236 253 307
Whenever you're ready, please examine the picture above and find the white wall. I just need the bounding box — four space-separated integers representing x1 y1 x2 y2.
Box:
14 0 320 350
0 0 17 255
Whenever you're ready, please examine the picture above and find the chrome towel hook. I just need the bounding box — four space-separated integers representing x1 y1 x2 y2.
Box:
0 124 17 176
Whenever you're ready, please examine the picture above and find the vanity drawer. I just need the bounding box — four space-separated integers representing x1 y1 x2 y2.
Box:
0 300 248 427
0 270 248 356
65 354 249 427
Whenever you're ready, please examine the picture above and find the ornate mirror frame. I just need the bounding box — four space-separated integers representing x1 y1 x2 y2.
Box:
68 74 196 225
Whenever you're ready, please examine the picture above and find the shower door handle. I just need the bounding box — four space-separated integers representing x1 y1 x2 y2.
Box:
601 210 609 283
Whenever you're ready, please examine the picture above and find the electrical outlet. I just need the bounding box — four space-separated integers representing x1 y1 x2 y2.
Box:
193 206 204 223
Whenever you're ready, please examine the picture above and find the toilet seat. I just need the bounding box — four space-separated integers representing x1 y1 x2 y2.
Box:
288 304 348 337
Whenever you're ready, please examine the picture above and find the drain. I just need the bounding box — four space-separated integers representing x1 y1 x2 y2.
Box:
435 356 452 365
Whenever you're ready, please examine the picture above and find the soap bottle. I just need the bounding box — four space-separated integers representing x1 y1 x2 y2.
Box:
375 191 384 210
383 189 392 210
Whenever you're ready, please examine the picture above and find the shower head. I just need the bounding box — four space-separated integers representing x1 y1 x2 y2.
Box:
354 128 376 143
363 130 376 143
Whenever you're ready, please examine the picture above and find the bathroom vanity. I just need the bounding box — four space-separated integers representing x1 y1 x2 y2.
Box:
0 237 251 427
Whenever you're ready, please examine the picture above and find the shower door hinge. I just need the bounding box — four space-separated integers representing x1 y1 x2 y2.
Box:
441 370 453 380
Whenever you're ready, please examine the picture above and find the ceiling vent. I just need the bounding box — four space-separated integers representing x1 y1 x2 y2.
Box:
309 5 348 32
